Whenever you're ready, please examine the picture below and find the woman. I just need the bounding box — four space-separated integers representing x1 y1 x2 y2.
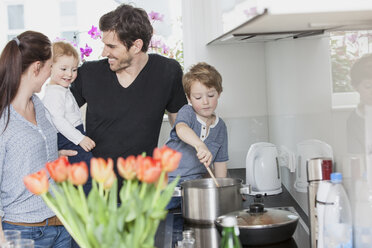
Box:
0 31 71 247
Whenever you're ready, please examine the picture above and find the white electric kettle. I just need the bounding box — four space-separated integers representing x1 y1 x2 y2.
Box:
246 142 282 195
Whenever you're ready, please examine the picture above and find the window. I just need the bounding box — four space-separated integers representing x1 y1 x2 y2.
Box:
60 0 77 27
7 4 24 30
330 30 372 108
61 31 79 43
0 0 183 66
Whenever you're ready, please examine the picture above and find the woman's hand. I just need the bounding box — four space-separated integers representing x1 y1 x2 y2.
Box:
58 149 78 157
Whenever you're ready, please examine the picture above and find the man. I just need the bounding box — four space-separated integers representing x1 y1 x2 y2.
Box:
70 4 187 175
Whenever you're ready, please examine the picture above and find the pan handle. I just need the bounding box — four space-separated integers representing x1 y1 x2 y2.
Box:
173 186 182 197
240 184 251 195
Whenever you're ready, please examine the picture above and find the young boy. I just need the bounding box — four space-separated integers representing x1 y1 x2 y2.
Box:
166 62 228 209
43 41 95 193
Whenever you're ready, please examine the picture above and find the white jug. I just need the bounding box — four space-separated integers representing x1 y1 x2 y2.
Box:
246 142 282 195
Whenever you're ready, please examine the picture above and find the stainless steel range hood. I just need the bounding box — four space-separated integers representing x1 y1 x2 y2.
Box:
208 8 372 45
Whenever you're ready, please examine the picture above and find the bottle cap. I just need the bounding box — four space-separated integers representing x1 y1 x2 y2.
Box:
182 230 194 239
221 216 238 227
330 172 342 183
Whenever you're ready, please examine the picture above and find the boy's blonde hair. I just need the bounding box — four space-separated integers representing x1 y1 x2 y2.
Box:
52 41 79 63
183 62 223 98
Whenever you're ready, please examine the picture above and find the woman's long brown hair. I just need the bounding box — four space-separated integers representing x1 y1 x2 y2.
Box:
0 31 51 132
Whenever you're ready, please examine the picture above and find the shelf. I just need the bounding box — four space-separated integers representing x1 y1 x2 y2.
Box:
208 8 372 45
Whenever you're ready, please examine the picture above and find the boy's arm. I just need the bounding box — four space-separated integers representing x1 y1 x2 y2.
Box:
214 161 227 178
175 122 212 166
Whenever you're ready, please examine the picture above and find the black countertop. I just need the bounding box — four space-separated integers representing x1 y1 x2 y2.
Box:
155 169 311 248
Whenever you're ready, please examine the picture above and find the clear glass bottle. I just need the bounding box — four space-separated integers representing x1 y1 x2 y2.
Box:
323 172 353 248
219 216 242 248
181 230 195 248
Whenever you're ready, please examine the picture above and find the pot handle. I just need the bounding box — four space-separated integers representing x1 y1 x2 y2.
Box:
173 186 182 197
240 184 252 195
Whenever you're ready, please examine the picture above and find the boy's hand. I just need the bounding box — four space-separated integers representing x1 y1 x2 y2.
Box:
195 144 212 167
79 136 96 152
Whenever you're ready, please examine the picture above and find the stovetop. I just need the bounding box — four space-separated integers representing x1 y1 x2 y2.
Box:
169 206 309 248
154 169 311 248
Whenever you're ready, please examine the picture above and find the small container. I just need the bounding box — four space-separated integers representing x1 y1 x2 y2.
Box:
181 230 195 248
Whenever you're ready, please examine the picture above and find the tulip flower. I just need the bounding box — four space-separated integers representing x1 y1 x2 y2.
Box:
90 158 113 183
46 156 69 183
103 171 116 190
117 156 137 180
23 146 182 248
136 156 162 184
24 170 49 195
153 146 181 172
68 162 89 186
155 172 169 190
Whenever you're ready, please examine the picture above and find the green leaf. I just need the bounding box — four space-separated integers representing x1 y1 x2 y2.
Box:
155 176 180 210
149 209 168 219
108 179 118 211
133 214 145 247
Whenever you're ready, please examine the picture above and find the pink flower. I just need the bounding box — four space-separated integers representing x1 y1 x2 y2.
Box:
161 43 170 55
244 7 258 17
347 33 358 44
150 37 162 49
148 11 164 22
54 37 66 42
88 25 102 40
80 44 93 60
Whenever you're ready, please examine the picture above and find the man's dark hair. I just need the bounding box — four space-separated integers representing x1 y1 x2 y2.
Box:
99 4 153 52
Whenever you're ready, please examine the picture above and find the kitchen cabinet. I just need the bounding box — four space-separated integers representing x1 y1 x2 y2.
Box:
208 4 372 45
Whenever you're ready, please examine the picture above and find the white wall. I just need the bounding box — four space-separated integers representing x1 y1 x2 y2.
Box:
264 35 372 247
264 36 352 212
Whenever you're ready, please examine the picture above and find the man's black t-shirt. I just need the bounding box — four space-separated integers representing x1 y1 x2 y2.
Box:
70 54 187 161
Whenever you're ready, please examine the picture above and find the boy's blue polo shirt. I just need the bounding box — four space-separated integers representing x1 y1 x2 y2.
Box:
167 104 229 182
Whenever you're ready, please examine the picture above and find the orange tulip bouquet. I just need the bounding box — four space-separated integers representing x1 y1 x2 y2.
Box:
23 146 181 248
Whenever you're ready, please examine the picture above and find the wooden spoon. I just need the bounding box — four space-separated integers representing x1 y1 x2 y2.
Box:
194 145 220 187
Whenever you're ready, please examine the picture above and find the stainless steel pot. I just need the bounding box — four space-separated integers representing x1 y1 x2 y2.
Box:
215 203 299 246
174 178 251 224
